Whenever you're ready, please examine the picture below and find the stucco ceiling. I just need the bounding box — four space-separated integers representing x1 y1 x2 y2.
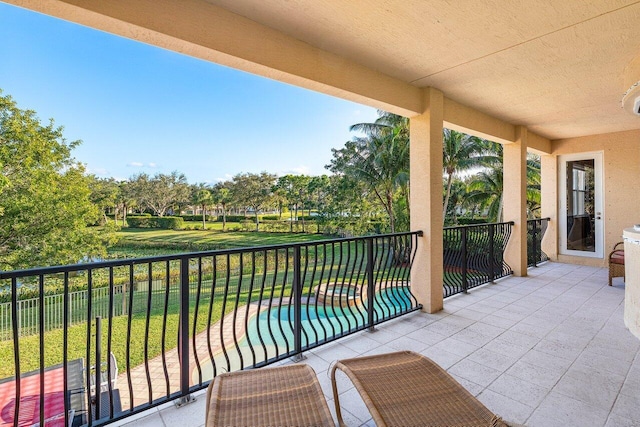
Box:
206 0 640 140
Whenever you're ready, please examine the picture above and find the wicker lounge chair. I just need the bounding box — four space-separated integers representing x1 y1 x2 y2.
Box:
331 350 510 427
609 241 625 286
205 364 334 427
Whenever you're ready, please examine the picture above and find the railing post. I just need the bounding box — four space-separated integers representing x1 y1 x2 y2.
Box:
176 256 193 406
367 238 375 332
461 228 468 294
292 245 305 361
532 220 539 267
95 316 102 419
121 283 128 316
488 225 495 283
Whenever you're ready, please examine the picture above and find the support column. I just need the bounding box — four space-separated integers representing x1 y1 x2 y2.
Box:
503 126 528 276
410 87 444 313
541 154 558 260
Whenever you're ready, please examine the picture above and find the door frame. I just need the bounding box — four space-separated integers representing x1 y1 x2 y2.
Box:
558 151 604 258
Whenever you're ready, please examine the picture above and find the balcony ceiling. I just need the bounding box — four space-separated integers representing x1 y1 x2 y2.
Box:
7 0 640 140
204 0 640 140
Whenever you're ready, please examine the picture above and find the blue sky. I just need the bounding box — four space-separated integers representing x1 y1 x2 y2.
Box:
0 2 379 184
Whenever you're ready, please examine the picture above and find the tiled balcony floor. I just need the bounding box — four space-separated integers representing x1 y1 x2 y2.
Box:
118 262 640 427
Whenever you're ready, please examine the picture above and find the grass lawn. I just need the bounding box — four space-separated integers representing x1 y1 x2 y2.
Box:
2 229 406 377
110 228 330 258
0 287 271 378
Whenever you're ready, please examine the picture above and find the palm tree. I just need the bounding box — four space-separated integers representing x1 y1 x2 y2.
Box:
443 177 469 224
526 154 541 218
191 184 213 229
212 182 231 231
466 168 504 222
442 129 490 223
349 110 409 139
329 125 409 233
340 111 410 233
465 149 541 222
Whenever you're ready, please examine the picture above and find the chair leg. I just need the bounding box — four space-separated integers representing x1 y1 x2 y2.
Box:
609 270 612 286
331 365 346 427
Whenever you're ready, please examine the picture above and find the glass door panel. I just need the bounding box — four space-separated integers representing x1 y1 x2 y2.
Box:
559 153 603 258
566 159 595 251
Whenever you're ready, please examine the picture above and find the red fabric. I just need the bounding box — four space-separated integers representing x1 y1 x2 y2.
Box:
610 250 625 265
0 367 68 426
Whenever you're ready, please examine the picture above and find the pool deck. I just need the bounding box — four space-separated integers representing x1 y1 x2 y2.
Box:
116 262 640 427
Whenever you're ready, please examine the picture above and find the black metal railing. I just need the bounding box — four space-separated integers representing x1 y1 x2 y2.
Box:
527 217 550 267
0 231 421 426
443 222 514 298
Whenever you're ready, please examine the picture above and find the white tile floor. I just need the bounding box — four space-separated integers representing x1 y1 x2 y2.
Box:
116 262 640 427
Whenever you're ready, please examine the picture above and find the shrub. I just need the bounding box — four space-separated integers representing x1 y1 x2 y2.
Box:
180 214 216 222
456 218 488 225
240 220 254 231
260 220 290 233
126 215 158 228
157 216 184 230
217 215 247 223
261 215 280 221
126 215 183 229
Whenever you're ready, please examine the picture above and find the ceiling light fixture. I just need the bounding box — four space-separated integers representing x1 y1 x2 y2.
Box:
622 56 640 116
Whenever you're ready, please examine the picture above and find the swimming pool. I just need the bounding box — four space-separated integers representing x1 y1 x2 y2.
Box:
193 286 417 382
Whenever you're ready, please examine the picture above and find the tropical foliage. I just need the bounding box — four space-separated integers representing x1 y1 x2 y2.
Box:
0 92 116 270
2 91 544 269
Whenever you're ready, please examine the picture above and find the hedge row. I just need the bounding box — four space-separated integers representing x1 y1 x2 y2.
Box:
127 216 184 229
261 215 317 221
217 215 249 223
180 214 217 222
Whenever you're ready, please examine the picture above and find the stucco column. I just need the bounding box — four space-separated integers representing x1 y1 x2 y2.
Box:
410 87 444 313
503 126 528 276
540 153 558 260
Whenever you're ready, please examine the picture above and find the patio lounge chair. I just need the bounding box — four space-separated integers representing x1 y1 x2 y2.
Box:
609 241 625 286
331 350 511 427
205 364 333 427
87 352 118 395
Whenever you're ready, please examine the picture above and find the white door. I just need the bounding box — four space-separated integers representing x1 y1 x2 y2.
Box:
559 152 604 258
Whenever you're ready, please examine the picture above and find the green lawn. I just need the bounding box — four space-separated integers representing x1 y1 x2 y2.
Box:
110 228 330 258
116 228 327 246
3 229 404 377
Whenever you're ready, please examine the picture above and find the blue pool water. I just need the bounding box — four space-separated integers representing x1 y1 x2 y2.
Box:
193 286 416 383
244 286 415 347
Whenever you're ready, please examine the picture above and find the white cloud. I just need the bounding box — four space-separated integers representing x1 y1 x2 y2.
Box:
127 161 158 168
87 167 110 176
280 166 310 176
214 173 234 183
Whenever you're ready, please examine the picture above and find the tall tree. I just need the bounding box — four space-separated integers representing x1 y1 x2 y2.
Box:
466 168 504 222
0 92 114 270
442 129 488 223
116 180 137 226
525 154 542 218
465 144 541 222
230 172 276 231
144 171 190 217
88 176 120 225
127 173 151 214
212 182 232 231
190 184 213 229
275 174 311 231
328 126 409 233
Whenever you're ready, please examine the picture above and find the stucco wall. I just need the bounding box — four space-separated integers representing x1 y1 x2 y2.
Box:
543 129 640 267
